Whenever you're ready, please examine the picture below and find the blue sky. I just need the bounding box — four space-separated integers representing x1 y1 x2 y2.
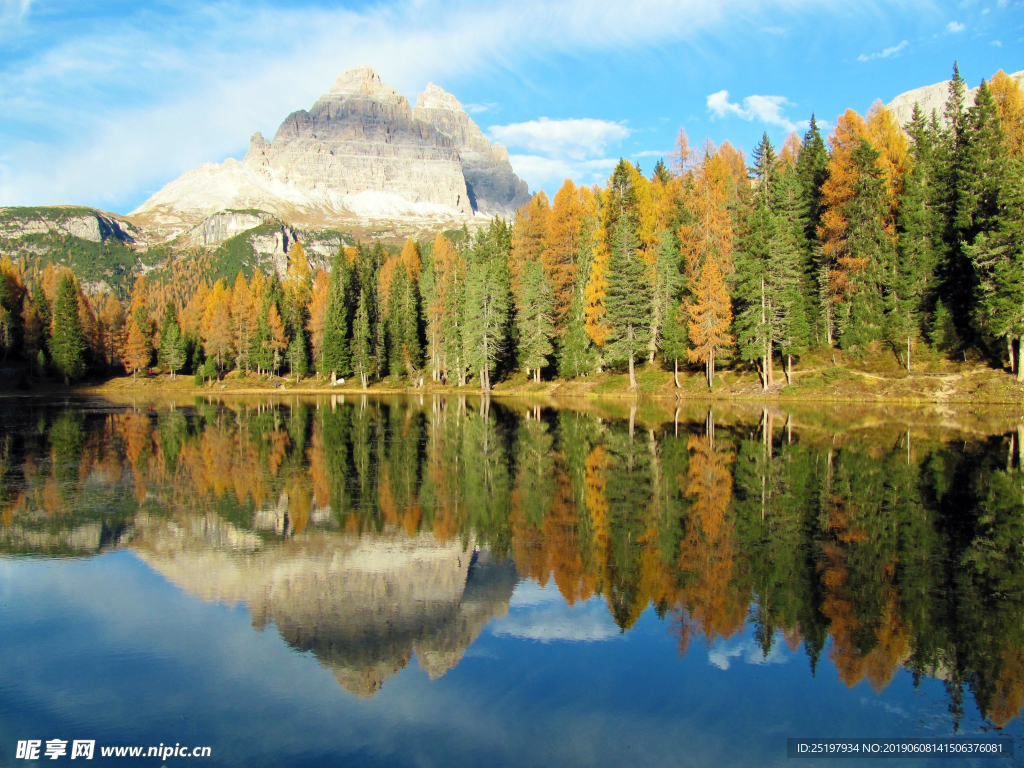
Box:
0 0 1021 215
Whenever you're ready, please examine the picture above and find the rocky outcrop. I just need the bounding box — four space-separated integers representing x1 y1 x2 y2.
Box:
129 66 530 240
0 206 140 245
130 513 517 697
413 84 530 216
887 69 1024 126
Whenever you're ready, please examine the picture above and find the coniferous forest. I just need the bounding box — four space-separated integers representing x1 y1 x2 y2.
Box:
1 66 1023 393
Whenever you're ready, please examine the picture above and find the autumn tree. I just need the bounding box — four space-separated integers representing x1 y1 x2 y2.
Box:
687 256 733 388
201 280 233 373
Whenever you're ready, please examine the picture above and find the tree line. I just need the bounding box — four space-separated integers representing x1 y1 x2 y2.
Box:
0 65 1021 391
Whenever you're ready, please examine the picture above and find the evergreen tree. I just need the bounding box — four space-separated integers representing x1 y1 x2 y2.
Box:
158 303 186 379
603 160 653 390
735 136 810 387
960 81 1009 344
558 284 598 379
660 299 688 387
287 326 308 383
50 274 86 383
517 259 555 382
464 219 512 391
835 140 896 352
385 263 422 379
321 252 351 377
651 229 682 366
653 158 672 185
352 288 372 389
796 114 829 344
888 105 941 370
965 156 1024 378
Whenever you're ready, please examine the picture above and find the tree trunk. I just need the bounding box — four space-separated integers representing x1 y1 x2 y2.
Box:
1017 338 1024 383
628 352 636 390
534 368 541 384
907 336 912 373
786 354 792 385
767 340 774 387
673 358 680 388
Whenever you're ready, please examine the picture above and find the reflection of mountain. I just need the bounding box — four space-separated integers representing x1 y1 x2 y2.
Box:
129 514 516 696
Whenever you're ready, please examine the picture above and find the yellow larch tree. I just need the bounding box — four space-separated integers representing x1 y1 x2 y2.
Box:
283 241 311 314
307 269 330 374
544 179 584 331
180 281 210 341
780 131 802 168
865 100 910 228
510 191 551 307
686 256 733 388
679 148 736 282
400 237 421 282
99 294 125 365
819 109 868 341
990 69 1024 156
584 188 611 346
201 279 233 372
266 303 288 374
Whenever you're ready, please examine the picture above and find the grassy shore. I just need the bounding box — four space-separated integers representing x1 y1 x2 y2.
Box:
59 346 1024 406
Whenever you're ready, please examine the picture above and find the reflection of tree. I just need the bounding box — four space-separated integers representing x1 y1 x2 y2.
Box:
4 400 1024 725
673 413 745 653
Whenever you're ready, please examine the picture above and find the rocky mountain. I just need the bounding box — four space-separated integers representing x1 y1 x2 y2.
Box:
887 69 1024 125
130 66 529 242
130 513 518 697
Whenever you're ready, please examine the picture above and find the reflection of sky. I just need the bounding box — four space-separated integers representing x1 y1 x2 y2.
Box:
707 635 792 670
491 581 623 642
0 553 1020 768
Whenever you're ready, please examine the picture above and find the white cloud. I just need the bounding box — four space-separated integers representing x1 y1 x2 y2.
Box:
992 39 1002 45
632 149 669 158
947 20 966 31
507 155 617 192
463 102 496 114
857 39 909 61
490 117 631 161
706 90 804 132
0 0 928 211
493 582 623 642
707 636 792 670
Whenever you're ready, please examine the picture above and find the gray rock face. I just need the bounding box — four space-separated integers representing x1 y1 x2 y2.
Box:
413 84 531 216
130 66 530 239
187 210 276 247
0 207 138 244
887 70 1024 126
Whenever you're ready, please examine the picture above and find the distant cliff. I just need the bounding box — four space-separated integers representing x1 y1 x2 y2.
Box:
887 69 1024 125
130 65 530 242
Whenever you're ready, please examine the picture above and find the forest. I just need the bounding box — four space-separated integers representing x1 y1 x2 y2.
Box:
0 65 1022 392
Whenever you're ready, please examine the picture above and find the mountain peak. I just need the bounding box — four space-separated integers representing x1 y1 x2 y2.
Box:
329 65 400 98
416 83 463 112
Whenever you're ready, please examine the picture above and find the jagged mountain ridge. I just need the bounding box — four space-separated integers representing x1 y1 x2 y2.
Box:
887 69 1024 125
130 66 530 241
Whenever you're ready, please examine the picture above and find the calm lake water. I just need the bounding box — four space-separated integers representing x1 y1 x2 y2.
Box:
2 394 1024 767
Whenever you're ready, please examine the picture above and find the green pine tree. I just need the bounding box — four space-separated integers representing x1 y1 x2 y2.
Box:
321 252 351 377
603 160 653 390
464 219 512 391
517 259 555 382
888 105 941 370
50 274 87 383
352 288 372 389
287 326 308 383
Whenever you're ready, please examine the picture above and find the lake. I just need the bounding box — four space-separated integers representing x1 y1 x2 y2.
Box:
1 394 1023 767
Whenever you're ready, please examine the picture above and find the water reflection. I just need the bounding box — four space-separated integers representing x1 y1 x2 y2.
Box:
2 395 1023 729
